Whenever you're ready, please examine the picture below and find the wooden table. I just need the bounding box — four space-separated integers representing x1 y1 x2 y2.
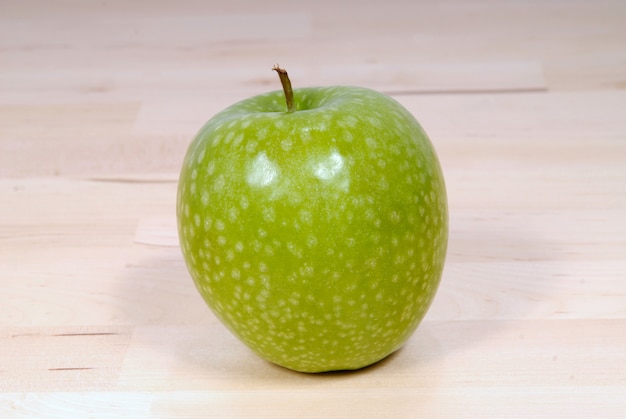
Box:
2 1 625 417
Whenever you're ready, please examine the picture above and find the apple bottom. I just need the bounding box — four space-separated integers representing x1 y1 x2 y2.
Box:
186 223 445 373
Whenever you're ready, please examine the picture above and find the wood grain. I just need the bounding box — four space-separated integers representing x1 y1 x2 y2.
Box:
1 0 625 417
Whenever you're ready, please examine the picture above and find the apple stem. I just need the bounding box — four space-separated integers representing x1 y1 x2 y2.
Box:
272 65 295 113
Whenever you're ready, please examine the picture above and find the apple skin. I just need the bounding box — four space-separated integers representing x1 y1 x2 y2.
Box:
177 86 448 373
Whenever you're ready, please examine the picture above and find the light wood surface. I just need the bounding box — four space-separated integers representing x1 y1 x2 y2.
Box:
2 0 626 417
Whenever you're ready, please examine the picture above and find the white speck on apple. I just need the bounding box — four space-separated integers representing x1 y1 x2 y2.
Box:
240 195 249 209
233 133 244 147
344 115 358 128
196 149 206 164
281 138 293 151
262 207 276 223
247 152 279 187
312 150 344 181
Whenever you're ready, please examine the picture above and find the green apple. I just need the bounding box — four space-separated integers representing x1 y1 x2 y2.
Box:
177 66 448 373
